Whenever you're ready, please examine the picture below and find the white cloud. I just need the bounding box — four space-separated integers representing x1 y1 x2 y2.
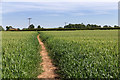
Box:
2 2 117 16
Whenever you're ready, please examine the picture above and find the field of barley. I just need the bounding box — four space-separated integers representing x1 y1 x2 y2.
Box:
39 30 118 78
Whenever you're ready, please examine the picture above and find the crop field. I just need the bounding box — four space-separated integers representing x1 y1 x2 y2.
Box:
2 32 42 78
39 30 119 78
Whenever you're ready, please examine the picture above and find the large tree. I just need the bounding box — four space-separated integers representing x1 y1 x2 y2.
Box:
28 24 35 29
37 25 41 28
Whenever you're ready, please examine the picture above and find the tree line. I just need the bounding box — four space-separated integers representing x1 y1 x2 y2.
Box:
1 23 120 31
28 24 42 29
64 23 119 29
22 24 43 30
4 24 42 31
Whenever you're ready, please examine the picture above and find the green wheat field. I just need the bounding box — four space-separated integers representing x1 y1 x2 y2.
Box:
2 30 119 78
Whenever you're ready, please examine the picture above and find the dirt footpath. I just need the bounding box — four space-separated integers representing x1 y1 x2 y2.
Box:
37 34 59 79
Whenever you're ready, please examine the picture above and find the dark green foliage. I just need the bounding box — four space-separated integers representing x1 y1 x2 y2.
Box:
103 25 109 28
64 23 101 29
28 24 35 29
64 23 120 29
37 25 41 28
6 26 13 31
114 25 119 28
6 26 9 31
58 27 63 28
17 28 20 31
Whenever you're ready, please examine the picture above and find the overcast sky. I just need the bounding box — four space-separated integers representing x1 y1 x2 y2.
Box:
1 0 119 29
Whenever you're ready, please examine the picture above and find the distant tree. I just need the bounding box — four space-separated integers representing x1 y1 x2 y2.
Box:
103 25 109 28
81 23 85 28
58 27 63 28
0 26 4 31
28 24 35 29
9 26 13 29
114 25 119 28
87 24 91 28
108 26 112 28
22 28 27 30
6 26 13 31
6 26 9 31
17 28 20 31
37 25 41 28
64 23 108 29
98 25 101 28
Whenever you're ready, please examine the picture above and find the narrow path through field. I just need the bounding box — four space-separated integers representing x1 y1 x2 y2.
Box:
37 34 59 79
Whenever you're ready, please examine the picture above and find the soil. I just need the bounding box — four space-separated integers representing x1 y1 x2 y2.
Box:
37 34 59 79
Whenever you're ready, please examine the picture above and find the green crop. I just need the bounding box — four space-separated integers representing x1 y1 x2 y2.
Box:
2 32 42 78
39 30 119 78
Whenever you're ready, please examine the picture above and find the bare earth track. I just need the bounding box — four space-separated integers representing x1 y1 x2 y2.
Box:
37 34 59 79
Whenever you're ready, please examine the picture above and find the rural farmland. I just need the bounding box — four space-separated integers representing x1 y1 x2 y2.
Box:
1 1 119 79
2 30 119 78
2 32 42 78
39 30 119 78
